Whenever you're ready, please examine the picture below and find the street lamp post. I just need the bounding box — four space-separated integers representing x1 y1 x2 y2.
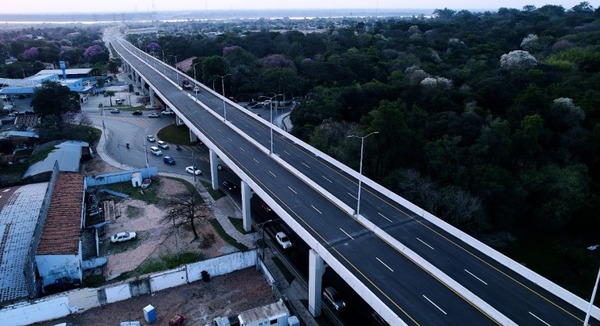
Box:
170 55 179 85
347 131 379 216
193 63 202 101
260 94 282 155
219 74 231 121
255 219 273 261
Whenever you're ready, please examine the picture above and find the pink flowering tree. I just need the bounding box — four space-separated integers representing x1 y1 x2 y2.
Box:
146 42 161 54
23 47 39 60
83 45 103 59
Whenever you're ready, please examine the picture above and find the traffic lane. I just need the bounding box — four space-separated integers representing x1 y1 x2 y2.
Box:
332 231 497 325
358 188 598 326
115 42 500 324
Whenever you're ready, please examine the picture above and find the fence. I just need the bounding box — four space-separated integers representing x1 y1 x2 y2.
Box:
0 250 258 326
85 167 157 187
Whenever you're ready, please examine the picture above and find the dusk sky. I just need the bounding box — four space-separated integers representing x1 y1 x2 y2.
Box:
4 0 600 14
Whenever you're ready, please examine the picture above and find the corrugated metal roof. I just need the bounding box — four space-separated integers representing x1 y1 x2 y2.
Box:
35 68 93 76
37 172 84 255
0 182 49 302
22 141 89 179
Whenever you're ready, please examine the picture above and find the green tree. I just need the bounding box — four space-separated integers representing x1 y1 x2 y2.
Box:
105 90 115 106
31 81 80 120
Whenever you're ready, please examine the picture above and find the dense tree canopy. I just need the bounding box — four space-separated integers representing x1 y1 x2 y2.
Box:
124 4 600 241
31 81 81 119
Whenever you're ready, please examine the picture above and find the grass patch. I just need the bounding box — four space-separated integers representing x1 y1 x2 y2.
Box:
271 256 295 284
228 216 252 234
125 205 143 218
103 177 161 204
209 218 249 251
201 180 225 200
157 124 202 145
28 146 56 164
135 252 203 275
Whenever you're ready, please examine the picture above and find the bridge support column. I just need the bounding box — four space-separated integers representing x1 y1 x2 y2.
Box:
149 88 155 107
188 130 198 143
241 181 252 232
209 149 219 191
308 249 325 317
140 80 147 95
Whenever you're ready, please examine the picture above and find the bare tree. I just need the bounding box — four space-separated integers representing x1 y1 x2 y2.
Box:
163 187 210 241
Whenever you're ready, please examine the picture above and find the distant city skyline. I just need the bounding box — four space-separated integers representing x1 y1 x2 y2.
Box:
5 0 600 14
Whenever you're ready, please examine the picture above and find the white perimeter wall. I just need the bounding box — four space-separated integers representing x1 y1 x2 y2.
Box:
0 250 258 326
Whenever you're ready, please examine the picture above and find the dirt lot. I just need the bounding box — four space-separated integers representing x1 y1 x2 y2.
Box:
35 268 275 326
81 155 239 277
31 157 276 326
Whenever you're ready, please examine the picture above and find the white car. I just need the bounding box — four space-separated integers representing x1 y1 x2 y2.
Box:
110 231 137 243
146 135 156 142
157 140 169 149
150 146 162 156
161 110 175 115
275 232 292 249
185 166 201 175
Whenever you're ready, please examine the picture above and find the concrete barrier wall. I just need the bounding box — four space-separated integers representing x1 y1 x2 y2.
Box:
186 250 257 283
85 167 158 187
150 267 187 292
0 250 259 325
0 295 72 326
105 283 131 304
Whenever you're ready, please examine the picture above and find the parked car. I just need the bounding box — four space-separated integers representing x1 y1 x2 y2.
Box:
110 231 137 243
185 166 201 175
161 110 175 115
146 135 156 142
148 112 160 118
222 180 237 191
132 110 143 115
157 140 169 149
163 156 176 165
275 232 292 249
150 146 162 156
110 108 120 114
323 287 346 310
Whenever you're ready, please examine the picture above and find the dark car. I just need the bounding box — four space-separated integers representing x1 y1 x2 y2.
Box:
222 180 238 191
132 110 143 115
163 156 176 165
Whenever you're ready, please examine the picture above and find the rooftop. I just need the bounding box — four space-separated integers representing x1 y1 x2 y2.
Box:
0 182 49 302
35 68 94 76
37 172 84 256
23 141 89 179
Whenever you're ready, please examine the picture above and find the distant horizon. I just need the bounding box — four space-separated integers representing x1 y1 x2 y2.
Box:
3 1 599 15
